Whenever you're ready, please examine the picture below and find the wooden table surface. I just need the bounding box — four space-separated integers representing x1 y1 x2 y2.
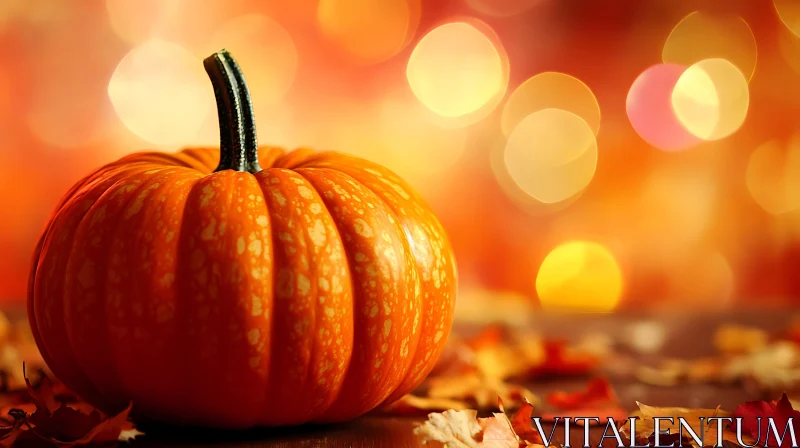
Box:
128 311 796 448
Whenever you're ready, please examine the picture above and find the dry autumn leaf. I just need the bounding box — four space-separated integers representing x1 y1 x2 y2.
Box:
539 378 626 425
620 402 755 448
0 365 143 446
734 394 800 448
415 398 550 448
714 324 769 355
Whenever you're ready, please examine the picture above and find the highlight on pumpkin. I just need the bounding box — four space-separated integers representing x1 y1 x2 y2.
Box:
535 241 623 313
317 0 420 64
406 20 508 125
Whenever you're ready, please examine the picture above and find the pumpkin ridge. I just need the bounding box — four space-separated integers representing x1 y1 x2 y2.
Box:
32 165 163 409
62 171 169 412
104 168 198 420
296 167 418 422
302 165 427 397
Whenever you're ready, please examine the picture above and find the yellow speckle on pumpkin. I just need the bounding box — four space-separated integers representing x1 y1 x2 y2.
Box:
434 330 443 343
248 239 262 256
298 186 313 199
256 215 268 227
252 294 262 316
278 232 293 242
309 203 322 214
369 305 378 318
297 274 311 296
309 220 326 247
237 237 245 254
354 253 367 263
353 218 373 238
384 320 392 337
247 329 260 345
200 218 216 241
324 307 335 318
271 189 287 206
318 277 330 292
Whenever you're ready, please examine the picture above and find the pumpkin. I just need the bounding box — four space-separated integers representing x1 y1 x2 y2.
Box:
27 50 457 428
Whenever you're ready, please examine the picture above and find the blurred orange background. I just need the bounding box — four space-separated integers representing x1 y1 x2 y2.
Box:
2 0 800 311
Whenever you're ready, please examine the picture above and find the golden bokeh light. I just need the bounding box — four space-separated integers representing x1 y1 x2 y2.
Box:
662 11 757 81
466 0 541 18
318 0 419 64
671 58 749 141
407 21 508 121
668 251 734 307
504 109 597 204
627 64 701 151
108 39 211 146
746 136 800 215
774 0 800 38
501 72 601 137
321 94 467 187
106 0 181 44
208 14 298 108
536 241 623 313
635 166 716 261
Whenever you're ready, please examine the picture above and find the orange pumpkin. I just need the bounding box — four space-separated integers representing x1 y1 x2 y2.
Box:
27 50 456 427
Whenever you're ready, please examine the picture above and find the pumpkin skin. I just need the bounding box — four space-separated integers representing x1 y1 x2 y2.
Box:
27 146 457 427
26 51 456 428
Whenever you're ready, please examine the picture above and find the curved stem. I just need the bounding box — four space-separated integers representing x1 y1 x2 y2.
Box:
203 50 260 173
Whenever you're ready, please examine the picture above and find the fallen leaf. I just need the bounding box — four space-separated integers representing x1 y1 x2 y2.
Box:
621 402 753 448
0 364 143 446
546 378 617 410
380 394 471 415
538 378 626 426
528 340 599 378
723 342 800 392
427 374 539 410
714 324 769 355
415 398 552 447
734 394 800 448
511 400 544 445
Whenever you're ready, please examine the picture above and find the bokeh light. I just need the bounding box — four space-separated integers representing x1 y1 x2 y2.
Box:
106 0 181 44
536 241 623 313
406 21 508 123
208 14 297 109
746 136 800 215
501 72 601 137
671 58 749 141
668 251 735 307
465 0 541 18
108 39 211 146
317 0 419 64
662 11 758 81
626 64 701 151
321 93 467 187
774 0 800 38
503 109 597 204
635 166 716 260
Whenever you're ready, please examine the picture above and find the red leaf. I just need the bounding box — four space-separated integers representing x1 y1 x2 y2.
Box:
529 340 599 377
734 394 800 448
546 378 617 410
511 399 544 444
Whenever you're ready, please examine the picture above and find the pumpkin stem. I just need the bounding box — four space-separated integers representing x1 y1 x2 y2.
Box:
203 50 260 173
